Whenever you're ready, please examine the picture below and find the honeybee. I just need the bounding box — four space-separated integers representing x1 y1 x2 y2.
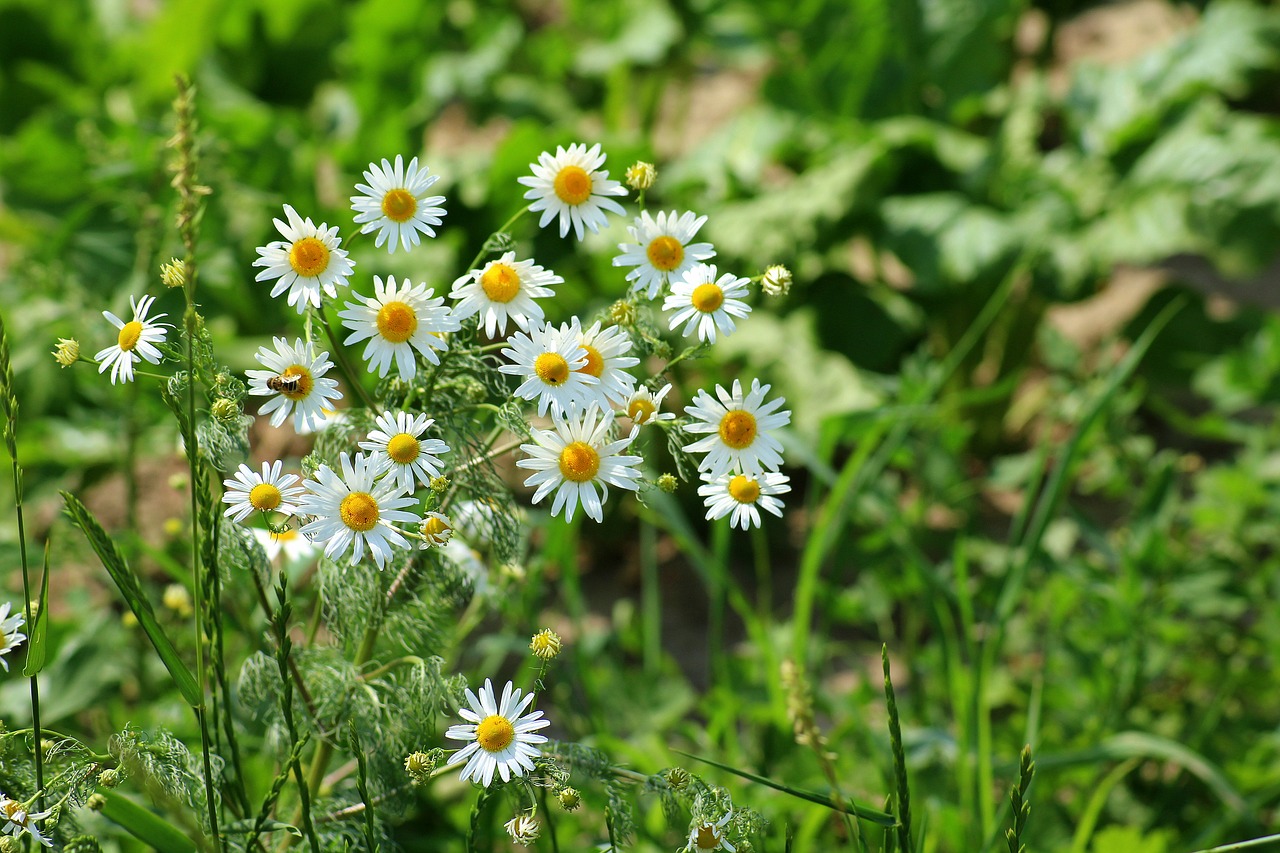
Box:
266 373 302 394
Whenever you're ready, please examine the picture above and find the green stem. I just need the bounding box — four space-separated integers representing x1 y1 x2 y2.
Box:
640 518 660 675
463 204 531 273
316 306 379 412
11 456 42 810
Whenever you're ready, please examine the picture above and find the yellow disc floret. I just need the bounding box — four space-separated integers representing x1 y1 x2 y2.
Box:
249 483 283 511
376 301 418 343
647 236 685 272
727 475 761 504
339 492 380 532
476 714 516 753
553 165 593 205
691 283 724 313
281 366 314 401
381 188 418 223
387 432 421 464
480 263 521 303
558 441 600 483
627 397 656 424
534 353 571 386
718 410 757 449
288 236 331 277
422 515 451 538
577 344 604 377
694 825 722 850
118 321 143 352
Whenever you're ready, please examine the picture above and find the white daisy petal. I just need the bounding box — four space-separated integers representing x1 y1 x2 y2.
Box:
338 276 459 380
662 263 752 345
683 379 790 478
516 406 643 523
498 320 599 417
245 337 344 433
613 210 716 300
94 294 171 385
449 251 561 337
350 155 447 253
445 679 551 788
297 451 419 569
359 410 450 494
252 204 355 313
517 142 628 241
698 471 791 531
221 461 306 523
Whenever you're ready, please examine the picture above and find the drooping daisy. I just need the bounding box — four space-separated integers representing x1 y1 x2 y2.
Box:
0 603 26 672
0 793 53 848
445 678 550 787
449 252 561 337
350 155 447 253
663 263 752 344
684 379 790 478
516 406 643 523
221 460 306 523
253 204 355 313
298 452 420 569
613 210 716 300
698 471 791 530
505 814 540 846
560 318 639 409
95 294 170 384
686 812 736 853
359 410 450 494
252 527 319 565
518 142 627 241
418 511 455 548
498 321 598 417
339 276 459 380
624 383 676 426
246 337 344 432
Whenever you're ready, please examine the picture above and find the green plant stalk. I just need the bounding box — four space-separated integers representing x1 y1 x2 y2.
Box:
709 518 730 687
1188 835 1280 853
273 572 321 853
316 305 378 412
640 518 661 675
464 204 531 273
882 647 913 853
349 724 379 853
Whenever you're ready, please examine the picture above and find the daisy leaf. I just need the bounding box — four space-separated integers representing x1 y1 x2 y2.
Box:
21 540 50 677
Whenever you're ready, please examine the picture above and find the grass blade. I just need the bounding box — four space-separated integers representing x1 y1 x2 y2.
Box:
22 541 51 676
99 789 199 852
882 646 913 852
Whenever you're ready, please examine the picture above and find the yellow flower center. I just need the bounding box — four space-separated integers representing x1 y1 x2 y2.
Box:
480 263 521 303
422 515 451 538
280 366 314 401
476 714 516 753
534 353 571 386
387 432 420 464
288 236 331 278
381 188 418 223
272 528 299 542
2 801 22 822
694 825 721 850
249 483 283 511
118 320 143 352
376 300 418 344
553 165 593 205
647 235 685 271
727 475 761 504
627 397 656 424
577 344 604 377
339 492 380 532
691 283 724 313
718 410 757 450
558 441 600 483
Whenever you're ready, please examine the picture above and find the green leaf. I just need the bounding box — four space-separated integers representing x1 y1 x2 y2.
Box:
222 818 302 837
21 541 51 676
60 492 202 708
98 790 198 853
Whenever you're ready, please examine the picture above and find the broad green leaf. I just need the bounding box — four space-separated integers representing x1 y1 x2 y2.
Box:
879 193 1020 289
223 818 302 837
98 790 198 853
21 541 50 676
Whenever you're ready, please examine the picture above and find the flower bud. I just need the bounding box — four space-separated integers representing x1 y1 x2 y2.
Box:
657 474 679 494
625 161 657 191
557 787 582 811
504 814 540 847
761 264 792 297
530 628 562 660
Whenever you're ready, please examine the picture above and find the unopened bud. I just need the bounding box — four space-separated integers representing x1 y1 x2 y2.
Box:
625 161 657 191
210 398 240 421
99 768 122 788
761 264 792 297
657 473 678 493
53 338 80 367
557 787 582 811
160 258 188 289
609 300 638 327
530 628 562 660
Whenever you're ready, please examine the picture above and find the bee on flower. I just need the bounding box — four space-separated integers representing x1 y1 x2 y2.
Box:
350 155 447 253
94 294 170 384
245 337 343 432
518 143 627 240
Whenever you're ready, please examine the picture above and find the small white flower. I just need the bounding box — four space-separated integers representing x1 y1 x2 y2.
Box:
516 406 643 523
298 452 421 569
613 210 716 300
0 793 53 848
498 321 599 417
359 410 450 494
0 603 27 672
518 142 627 240
761 264 792 297
686 812 736 853
339 276 459 380
698 471 790 530
684 379 790 477
94 294 170 384
251 527 319 565
253 204 356 313
221 460 305 523
246 337 344 432
663 263 752 344
624 383 676 426
559 318 639 410
504 814 541 846
350 155 447 253
449 251 561 338
418 511 455 548
445 679 550 787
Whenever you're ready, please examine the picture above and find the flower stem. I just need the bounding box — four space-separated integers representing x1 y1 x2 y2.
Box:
463 204 531 273
316 304 379 412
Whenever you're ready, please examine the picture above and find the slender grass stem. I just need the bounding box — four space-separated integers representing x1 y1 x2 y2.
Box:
464 205 531 273
316 305 378 412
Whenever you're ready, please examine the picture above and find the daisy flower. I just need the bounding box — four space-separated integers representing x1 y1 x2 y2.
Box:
359 410 450 494
0 794 53 848
252 527 319 564
418 511 455 548
253 204 355 313
663 263 752 344
339 276 459 380
446 678 550 787
686 812 736 853
516 406 643 523
698 471 791 530
518 142 627 241
613 210 716 300
298 452 420 569
449 251 561 337
560 317 639 409
684 379 790 477
0 603 26 672
498 322 598 417
246 337 344 432
95 294 170 384
222 460 306 523
350 155 447 253
624 383 676 426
